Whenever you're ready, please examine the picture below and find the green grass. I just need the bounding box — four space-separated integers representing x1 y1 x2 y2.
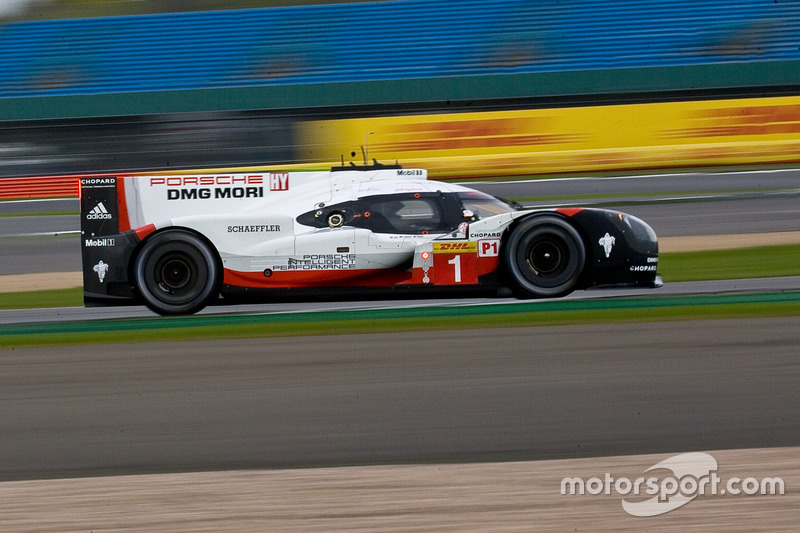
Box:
0 287 82 309
3 0 373 22
510 188 788 204
0 210 78 218
456 162 800 183
659 244 800 282
2 292 799 347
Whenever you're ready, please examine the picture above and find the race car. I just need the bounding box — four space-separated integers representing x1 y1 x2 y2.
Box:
79 165 660 315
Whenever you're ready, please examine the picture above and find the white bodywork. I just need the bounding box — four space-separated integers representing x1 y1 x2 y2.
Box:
121 168 508 285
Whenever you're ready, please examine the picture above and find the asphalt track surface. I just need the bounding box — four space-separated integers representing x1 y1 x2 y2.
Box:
2 316 798 482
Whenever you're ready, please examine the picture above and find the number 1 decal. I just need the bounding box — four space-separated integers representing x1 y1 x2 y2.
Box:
448 255 462 283
432 241 478 285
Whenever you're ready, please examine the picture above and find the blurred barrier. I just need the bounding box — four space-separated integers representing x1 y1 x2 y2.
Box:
297 96 800 178
0 175 79 199
4 94 799 199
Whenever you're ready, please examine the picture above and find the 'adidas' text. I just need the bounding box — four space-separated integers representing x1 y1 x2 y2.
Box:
87 202 112 220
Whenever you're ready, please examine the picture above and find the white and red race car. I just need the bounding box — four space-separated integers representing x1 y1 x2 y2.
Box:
80 165 660 315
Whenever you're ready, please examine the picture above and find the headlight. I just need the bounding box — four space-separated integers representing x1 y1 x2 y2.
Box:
622 214 658 243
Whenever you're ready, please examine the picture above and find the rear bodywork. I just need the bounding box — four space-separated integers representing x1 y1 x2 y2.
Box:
80 168 659 310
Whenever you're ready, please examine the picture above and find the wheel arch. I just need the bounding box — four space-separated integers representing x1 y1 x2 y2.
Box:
129 226 223 285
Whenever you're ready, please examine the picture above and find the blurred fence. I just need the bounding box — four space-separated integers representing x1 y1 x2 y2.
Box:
0 175 79 199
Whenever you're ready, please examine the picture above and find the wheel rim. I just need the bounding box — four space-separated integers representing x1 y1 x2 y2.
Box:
527 239 567 277
156 254 195 293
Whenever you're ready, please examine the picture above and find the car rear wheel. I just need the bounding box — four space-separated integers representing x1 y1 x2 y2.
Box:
133 229 220 315
503 215 586 298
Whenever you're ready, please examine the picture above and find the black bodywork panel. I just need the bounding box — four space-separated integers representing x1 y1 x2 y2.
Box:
80 177 140 305
567 209 659 289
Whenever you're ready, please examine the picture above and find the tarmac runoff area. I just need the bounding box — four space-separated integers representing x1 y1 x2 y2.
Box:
0 447 796 531
2 231 800 293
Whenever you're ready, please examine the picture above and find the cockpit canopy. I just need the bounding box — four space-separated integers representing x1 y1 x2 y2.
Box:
297 190 517 234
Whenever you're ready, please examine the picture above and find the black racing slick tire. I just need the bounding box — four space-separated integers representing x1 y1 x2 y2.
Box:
133 229 220 315
503 215 586 298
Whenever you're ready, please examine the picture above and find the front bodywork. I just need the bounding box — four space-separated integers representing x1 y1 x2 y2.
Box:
80 169 659 307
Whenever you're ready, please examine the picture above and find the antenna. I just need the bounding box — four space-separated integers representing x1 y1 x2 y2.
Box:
363 132 374 165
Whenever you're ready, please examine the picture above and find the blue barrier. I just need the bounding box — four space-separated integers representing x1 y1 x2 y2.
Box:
0 0 797 98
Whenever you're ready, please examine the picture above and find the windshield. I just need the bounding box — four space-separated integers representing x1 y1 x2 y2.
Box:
457 191 517 219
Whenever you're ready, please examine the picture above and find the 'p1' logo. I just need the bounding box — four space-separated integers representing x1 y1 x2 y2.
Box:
270 173 289 191
478 239 500 257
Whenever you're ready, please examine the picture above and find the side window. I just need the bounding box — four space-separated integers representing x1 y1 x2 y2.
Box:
364 197 444 234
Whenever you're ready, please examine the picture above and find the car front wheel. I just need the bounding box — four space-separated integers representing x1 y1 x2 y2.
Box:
503 215 586 298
